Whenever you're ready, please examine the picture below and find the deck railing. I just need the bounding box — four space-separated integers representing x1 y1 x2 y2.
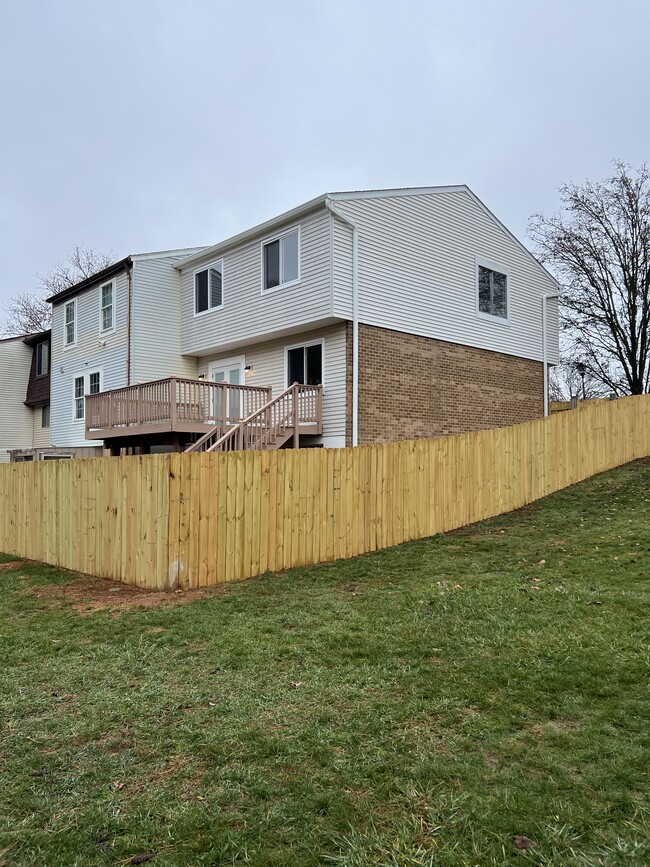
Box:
186 383 323 452
85 377 272 437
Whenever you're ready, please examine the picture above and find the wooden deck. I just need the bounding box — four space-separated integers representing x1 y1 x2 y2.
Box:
85 377 324 451
85 377 273 441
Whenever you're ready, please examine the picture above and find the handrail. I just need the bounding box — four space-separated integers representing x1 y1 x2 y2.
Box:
85 376 272 434
186 383 323 453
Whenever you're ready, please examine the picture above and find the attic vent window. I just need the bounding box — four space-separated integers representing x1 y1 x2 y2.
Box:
263 228 300 291
478 264 508 320
195 261 223 314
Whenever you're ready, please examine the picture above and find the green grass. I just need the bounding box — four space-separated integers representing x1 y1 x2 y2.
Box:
1 461 649 866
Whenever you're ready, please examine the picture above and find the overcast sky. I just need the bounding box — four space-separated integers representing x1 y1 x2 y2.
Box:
0 0 648 308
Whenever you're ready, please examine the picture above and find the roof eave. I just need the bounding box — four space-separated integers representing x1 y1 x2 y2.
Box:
174 195 328 270
46 256 132 305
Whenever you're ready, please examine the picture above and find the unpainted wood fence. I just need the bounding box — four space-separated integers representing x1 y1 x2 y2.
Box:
1 395 649 590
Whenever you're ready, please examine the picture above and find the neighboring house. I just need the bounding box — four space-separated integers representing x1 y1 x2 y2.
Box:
0 329 69 462
73 185 559 454
0 335 34 462
47 248 205 458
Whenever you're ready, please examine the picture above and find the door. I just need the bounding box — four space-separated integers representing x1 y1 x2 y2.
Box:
208 357 245 423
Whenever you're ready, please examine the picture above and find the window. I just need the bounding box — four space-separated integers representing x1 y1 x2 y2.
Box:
64 300 76 346
195 261 223 314
73 371 101 421
74 376 85 420
478 264 508 320
36 341 49 376
100 281 114 332
286 342 323 386
263 228 299 291
41 405 50 428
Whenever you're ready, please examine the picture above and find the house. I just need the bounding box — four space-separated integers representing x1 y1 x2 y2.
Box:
0 330 69 462
0 334 35 462
46 247 205 458
71 186 558 454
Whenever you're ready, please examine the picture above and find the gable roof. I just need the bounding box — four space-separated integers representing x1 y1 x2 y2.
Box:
174 186 558 287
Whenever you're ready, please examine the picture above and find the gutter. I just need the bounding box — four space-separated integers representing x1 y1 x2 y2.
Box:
325 198 359 447
542 292 559 416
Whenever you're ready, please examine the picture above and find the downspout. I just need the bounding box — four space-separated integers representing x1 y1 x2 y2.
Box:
325 198 359 446
126 261 133 386
542 292 559 416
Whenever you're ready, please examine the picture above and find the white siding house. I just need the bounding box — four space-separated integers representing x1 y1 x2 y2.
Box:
169 186 559 448
0 337 34 462
48 248 203 453
328 188 560 365
41 185 558 454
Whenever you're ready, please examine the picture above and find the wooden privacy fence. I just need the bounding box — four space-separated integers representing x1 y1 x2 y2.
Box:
1 395 649 591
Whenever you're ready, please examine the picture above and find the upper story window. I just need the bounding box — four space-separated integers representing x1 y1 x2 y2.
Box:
477 263 508 321
64 300 76 346
195 261 223 314
100 281 114 332
262 228 300 292
36 341 49 376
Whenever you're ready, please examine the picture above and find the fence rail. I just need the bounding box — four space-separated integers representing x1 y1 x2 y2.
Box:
2 396 649 591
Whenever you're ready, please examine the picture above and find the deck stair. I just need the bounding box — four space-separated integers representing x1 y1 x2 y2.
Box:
185 383 323 453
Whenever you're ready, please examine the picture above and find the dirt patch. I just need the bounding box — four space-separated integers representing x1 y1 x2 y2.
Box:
528 719 580 736
0 561 23 571
27 575 216 614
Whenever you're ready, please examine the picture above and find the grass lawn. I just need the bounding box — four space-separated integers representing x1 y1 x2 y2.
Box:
1 461 649 866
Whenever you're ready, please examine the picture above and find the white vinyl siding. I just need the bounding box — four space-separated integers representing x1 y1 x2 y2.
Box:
130 254 198 382
180 208 333 356
196 323 347 448
0 338 34 460
51 270 129 448
33 407 50 448
330 190 560 364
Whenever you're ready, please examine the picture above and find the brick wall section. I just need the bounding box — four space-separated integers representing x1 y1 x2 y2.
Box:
346 323 544 445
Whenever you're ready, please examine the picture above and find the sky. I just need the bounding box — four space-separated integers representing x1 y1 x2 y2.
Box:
0 0 648 308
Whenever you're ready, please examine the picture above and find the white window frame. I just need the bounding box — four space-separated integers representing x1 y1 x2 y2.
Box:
99 279 115 335
36 341 49 376
475 257 510 325
260 226 301 294
72 368 103 423
63 299 77 348
193 259 224 317
41 405 50 428
284 337 325 388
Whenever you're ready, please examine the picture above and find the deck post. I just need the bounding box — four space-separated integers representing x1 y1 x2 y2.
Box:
169 378 177 430
293 383 300 450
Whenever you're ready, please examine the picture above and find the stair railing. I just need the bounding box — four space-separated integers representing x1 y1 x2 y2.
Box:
186 383 322 453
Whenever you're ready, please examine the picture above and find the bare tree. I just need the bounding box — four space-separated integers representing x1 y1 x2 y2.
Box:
2 245 114 337
529 162 650 395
